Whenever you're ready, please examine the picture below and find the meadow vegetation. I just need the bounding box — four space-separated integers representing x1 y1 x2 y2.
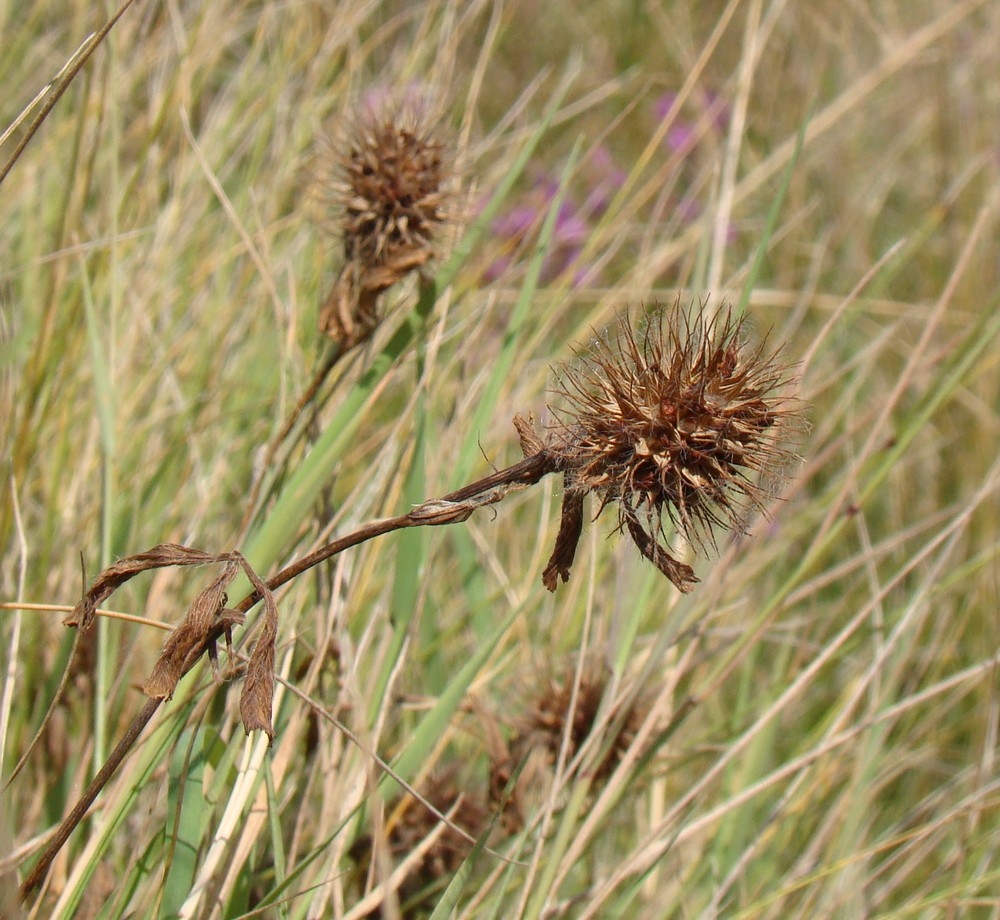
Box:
2 0 1000 916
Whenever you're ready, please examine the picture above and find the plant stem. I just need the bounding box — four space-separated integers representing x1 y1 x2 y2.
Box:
20 448 559 898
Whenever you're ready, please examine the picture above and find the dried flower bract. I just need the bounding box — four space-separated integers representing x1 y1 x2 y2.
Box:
544 300 800 592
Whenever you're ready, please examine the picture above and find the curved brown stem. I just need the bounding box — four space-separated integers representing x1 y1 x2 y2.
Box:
19 449 561 899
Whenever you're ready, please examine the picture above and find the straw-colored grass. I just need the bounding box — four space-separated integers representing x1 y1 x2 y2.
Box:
3 0 1000 917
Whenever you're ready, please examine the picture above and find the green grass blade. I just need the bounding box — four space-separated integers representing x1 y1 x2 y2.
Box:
735 105 811 318
80 257 117 766
381 606 519 799
159 727 207 919
450 138 584 487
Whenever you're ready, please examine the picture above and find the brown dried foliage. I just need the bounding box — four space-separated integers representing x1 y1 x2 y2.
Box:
544 301 801 592
72 545 279 740
65 543 221 631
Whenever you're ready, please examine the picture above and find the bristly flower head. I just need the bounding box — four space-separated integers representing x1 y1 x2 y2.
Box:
319 91 453 347
334 94 451 269
542 300 801 593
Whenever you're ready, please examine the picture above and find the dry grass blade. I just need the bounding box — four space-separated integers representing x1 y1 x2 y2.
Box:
0 0 140 189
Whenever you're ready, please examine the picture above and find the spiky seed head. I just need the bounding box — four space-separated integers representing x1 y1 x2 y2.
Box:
334 101 450 269
380 772 488 906
547 300 800 591
514 668 644 785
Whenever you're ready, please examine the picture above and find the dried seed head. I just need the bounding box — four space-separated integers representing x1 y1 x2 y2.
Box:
319 93 454 347
546 300 801 592
510 667 645 787
352 771 488 909
334 99 451 270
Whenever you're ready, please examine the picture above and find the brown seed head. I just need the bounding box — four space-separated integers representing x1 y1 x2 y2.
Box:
518 668 641 784
335 101 450 269
545 300 801 591
351 770 488 910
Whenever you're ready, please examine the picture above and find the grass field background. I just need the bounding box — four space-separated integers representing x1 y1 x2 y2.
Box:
3 0 1000 917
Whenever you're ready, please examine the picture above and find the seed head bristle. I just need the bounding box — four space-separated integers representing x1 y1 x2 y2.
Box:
544 300 801 592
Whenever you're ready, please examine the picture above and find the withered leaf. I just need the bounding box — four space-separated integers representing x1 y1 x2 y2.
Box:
66 544 220 631
142 558 241 700
238 561 279 743
624 516 698 594
512 413 544 458
542 484 586 592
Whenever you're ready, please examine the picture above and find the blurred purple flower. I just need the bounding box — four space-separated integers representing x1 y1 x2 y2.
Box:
703 90 731 131
655 92 679 121
554 206 588 244
582 146 627 215
654 89 730 152
493 205 543 238
483 172 596 285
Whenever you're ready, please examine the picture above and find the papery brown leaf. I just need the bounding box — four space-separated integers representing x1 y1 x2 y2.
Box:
319 247 433 349
624 516 698 593
542 484 585 591
66 544 220 631
513 413 544 458
238 558 279 742
317 265 357 344
207 607 246 679
142 558 241 700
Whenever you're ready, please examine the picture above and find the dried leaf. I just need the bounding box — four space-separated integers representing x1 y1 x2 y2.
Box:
319 247 432 349
318 264 360 345
208 608 246 679
142 558 241 700
66 544 219 631
624 516 698 593
238 557 279 742
512 413 544 458
542 484 585 591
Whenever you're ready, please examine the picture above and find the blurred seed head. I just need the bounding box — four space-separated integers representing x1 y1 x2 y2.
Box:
517 667 643 784
352 770 488 912
319 91 454 347
334 96 451 270
544 300 802 592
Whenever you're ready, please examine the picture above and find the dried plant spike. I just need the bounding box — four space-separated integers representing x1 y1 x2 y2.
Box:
547 300 801 591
